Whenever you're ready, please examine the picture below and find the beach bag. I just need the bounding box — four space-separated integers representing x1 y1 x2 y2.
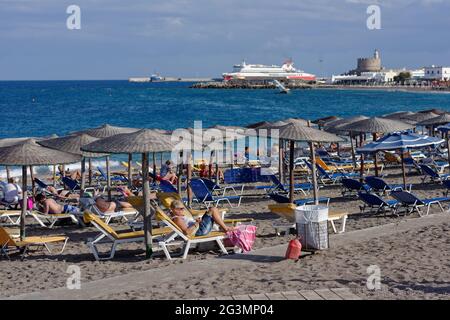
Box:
226 225 257 253
285 238 302 261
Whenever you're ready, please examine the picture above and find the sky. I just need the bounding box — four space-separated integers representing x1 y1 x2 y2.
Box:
1 0 450 80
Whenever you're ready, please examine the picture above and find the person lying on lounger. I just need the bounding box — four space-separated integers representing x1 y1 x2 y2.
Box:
46 186 80 200
94 195 134 213
35 193 80 215
169 200 232 236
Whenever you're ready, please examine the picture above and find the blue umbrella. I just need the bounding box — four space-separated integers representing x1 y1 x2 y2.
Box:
357 132 445 188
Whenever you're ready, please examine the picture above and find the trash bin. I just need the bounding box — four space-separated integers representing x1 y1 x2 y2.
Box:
296 205 329 251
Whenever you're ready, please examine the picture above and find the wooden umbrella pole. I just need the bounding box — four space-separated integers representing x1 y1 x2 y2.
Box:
6 166 10 181
350 134 356 168
309 142 319 205
359 133 365 183
29 166 36 198
208 151 213 179
215 151 219 183
80 158 86 197
128 154 132 188
289 140 295 203
152 152 156 180
88 158 92 187
278 138 283 183
106 156 111 200
187 153 193 207
177 152 182 194
447 132 450 175
52 165 57 187
20 166 27 240
372 133 379 177
400 151 407 190
142 152 153 259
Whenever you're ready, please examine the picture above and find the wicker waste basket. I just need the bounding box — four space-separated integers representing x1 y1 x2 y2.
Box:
296 205 329 251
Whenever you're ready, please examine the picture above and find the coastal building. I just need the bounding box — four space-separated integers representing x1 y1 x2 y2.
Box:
331 70 398 84
355 49 382 75
423 65 450 81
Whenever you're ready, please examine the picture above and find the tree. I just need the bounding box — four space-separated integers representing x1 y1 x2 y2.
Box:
394 72 412 84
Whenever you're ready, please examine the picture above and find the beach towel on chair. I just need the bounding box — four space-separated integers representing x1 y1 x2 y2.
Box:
226 225 257 253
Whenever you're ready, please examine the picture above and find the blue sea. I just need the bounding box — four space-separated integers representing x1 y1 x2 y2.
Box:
2 80 450 139
1 80 450 177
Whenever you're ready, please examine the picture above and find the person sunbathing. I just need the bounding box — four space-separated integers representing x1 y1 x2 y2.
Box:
94 195 134 213
35 193 80 215
46 186 80 200
169 200 232 236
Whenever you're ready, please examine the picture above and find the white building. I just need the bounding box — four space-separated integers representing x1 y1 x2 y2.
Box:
424 65 450 81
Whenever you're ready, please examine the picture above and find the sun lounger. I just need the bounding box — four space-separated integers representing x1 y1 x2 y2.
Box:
358 192 398 215
190 179 242 208
156 192 254 227
364 176 409 195
0 226 68 259
390 191 449 217
154 206 228 260
254 175 312 196
83 211 170 261
0 210 21 226
305 161 359 185
88 203 140 225
97 166 128 185
341 178 371 197
419 164 450 183
28 210 82 228
201 178 245 196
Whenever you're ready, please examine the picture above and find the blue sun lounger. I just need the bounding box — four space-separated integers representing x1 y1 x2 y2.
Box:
201 178 245 196
364 176 409 194
255 175 312 196
190 179 242 208
419 164 450 183
358 192 398 215
341 178 371 197
390 190 449 217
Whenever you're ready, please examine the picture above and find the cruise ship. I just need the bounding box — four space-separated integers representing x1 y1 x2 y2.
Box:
223 60 316 82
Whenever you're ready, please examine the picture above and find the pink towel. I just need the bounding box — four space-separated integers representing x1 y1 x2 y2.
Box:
226 225 257 253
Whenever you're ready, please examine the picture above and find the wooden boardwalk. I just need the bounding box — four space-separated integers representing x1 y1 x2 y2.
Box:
199 287 361 301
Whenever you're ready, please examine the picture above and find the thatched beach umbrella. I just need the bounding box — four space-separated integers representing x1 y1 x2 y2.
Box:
0 139 81 240
272 123 343 204
401 112 439 124
82 129 175 259
324 115 369 166
312 116 341 129
382 111 415 120
340 117 415 177
418 108 447 115
38 134 108 196
72 124 140 193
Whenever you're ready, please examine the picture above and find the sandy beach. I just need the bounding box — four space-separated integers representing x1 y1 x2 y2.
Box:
1 165 449 300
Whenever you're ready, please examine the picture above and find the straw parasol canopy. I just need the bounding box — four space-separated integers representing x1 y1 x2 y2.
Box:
246 121 272 129
0 139 81 166
0 134 59 148
82 128 175 259
418 113 450 126
282 118 309 126
418 108 447 115
0 139 82 240
72 124 139 138
82 129 174 154
312 116 341 126
324 115 369 134
401 112 439 124
38 133 107 158
278 123 344 143
339 117 414 134
382 111 416 120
